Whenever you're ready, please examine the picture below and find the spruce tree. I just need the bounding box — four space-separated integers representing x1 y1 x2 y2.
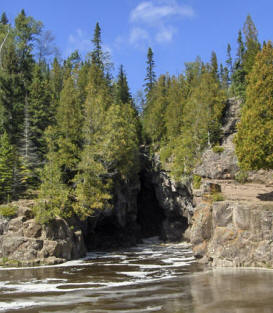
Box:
28 64 52 160
0 13 8 25
56 75 83 183
210 51 219 79
37 127 70 222
242 14 260 74
0 132 14 203
144 47 156 96
115 64 132 105
234 42 273 170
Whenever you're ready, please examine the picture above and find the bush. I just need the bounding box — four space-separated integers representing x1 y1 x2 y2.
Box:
212 145 224 154
212 192 224 202
235 170 248 184
0 205 17 218
192 175 202 189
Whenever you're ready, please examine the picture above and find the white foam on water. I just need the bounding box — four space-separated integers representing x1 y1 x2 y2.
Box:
117 271 157 278
0 300 37 312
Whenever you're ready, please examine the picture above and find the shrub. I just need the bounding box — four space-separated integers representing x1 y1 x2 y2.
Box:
212 145 224 154
192 175 202 189
235 170 248 184
212 192 224 202
0 205 17 218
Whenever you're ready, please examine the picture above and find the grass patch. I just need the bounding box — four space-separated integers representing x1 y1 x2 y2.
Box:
192 175 202 189
0 205 17 218
212 192 225 202
212 145 224 154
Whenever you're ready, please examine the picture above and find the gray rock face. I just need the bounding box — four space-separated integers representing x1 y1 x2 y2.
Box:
194 98 241 180
0 202 86 266
150 158 194 242
190 201 273 268
194 145 239 179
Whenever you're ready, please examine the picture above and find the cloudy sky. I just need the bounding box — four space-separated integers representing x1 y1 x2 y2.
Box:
2 0 273 94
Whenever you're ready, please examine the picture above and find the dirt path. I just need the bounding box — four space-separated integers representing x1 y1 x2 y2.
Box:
209 179 273 205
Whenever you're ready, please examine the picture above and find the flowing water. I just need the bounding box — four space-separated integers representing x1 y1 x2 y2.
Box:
0 237 273 313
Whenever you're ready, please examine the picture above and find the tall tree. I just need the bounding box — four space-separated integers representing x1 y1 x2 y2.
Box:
0 132 14 203
226 43 233 80
210 51 219 79
56 75 83 183
144 47 156 96
0 12 8 25
28 63 52 159
115 64 131 105
242 14 260 73
234 42 273 170
91 22 103 70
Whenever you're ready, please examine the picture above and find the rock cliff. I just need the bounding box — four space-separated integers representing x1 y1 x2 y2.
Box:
0 201 86 266
189 98 273 268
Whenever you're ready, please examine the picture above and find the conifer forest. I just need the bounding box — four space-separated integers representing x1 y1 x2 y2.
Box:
0 10 272 223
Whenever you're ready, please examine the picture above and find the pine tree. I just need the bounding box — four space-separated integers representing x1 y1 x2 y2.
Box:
226 43 233 76
37 127 70 223
210 51 219 79
234 42 273 170
242 14 260 74
56 75 83 183
0 13 8 25
28 64 52 160
231 30 247 99
0 132 14 203
144 47 156 96
115 64 132 105
91 22 103 71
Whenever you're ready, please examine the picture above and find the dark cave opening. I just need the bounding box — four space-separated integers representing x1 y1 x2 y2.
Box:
85 215 123 250
137 170 166 238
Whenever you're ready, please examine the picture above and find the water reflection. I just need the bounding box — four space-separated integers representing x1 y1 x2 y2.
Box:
190 268 273 313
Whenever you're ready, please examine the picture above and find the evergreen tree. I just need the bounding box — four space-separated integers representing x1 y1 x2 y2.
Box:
115 64 132 105
234 42 273 170
37 127 70 223
0 132 14 202
28 64 52 159
210 51 219 79
226 43 233 76
91 22 103 70
0 13 8 25
144 47 156 96
231 30 247 99
242 14 260 73
56 75 83 183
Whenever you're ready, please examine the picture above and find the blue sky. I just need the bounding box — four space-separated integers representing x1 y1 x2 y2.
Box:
2 0 273 95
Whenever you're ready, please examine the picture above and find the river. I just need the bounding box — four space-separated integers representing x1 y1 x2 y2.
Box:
0 237 273 313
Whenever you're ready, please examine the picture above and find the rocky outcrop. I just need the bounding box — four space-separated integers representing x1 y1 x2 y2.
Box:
191 200 273 268
190 97 273 268
0 201 86 266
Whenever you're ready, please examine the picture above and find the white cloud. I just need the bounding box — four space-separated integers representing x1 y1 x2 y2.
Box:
130 1 194 25
129 27 150 45
156 26 176 43
128 0 194 46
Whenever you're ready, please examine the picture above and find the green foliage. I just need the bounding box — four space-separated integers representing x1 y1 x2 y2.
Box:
144 47 156 97
0 204 17 218
0 132 15 202
36 127 70 223
212 145 224 154
234 42 273 170
192 175 202 189
235 170 248 184
212 192 224 202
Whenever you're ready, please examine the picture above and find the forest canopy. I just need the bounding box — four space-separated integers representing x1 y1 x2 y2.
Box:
0 11 272 221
